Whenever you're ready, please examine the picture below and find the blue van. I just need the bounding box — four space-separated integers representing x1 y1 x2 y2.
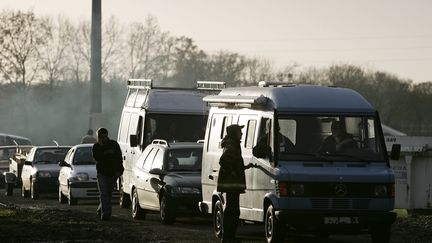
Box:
200 82 397 243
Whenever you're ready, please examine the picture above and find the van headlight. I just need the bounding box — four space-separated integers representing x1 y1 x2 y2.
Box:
173 187 200 194
289 184 305 196
70 172 89 182
373 185 388 197
38 171 52 177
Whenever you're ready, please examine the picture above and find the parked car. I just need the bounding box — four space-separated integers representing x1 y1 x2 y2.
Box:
130 140 203 224
21 146 71 199
58 144 119 205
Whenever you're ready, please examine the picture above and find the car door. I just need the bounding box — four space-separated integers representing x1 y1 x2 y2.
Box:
21 148 35 190
135 147 158 209
59 148 74 194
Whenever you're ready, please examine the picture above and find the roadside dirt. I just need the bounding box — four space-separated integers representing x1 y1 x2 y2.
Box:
1 190 432 243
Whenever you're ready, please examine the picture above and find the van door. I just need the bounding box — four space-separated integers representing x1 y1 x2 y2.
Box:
202 113 236 205
237 115 259 211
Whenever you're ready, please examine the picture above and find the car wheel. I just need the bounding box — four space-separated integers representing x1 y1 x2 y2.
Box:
132 188 145 220
119 186 131 208
68 186 77 205
21 182 29 198
5 183 13 196
160 194 175 225
30 179 39 200
213 199 224 239
58 184 67 204
370 225 391 243
265 204 285 243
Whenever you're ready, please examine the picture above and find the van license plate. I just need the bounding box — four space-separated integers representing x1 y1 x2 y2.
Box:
324 217 359 225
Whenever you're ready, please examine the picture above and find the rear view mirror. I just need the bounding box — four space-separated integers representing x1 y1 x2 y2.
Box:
130 135 138 147
390 144 401 160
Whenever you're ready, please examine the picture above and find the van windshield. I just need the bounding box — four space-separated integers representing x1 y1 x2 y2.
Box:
144 114 207 145
276 115 386 162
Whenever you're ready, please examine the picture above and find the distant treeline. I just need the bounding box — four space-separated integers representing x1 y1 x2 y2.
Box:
0 10 431 144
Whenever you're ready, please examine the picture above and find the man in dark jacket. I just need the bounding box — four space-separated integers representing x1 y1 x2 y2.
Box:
217 124 254 243
92 128 124 220
319 121 358 154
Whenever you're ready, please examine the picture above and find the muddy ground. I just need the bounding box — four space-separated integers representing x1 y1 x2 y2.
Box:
1 189 432 243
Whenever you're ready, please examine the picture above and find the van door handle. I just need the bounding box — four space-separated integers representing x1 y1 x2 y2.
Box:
123 156 126 160
208 175 214 180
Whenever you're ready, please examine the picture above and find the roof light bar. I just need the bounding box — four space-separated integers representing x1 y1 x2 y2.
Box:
127 79 153 89
196 81 226 90
152 139 169 147
203 95 268 107
258 81 296 87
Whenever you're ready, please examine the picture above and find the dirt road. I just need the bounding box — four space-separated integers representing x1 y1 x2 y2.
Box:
0 188 431 243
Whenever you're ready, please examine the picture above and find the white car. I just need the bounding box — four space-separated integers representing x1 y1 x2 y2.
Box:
58 144 118 205
58 144 98 205
21 146 71 200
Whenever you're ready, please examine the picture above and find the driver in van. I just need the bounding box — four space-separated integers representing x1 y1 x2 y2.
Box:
319 121 357 154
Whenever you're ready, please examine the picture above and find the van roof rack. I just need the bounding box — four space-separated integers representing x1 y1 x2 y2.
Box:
203 95 268 108
196 81 226 90
127 79 153 89
152 139 169 147
258 81 296 87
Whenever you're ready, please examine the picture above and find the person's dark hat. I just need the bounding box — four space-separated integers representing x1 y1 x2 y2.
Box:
226 124 244 136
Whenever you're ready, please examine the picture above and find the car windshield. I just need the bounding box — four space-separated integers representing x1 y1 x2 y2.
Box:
73 147 96 165
164 148 203 172
0 148 16 160
272 115 386 162
34 148 70 164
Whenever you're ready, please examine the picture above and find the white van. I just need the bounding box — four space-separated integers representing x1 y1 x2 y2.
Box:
117 79 224 208
200 82 398 243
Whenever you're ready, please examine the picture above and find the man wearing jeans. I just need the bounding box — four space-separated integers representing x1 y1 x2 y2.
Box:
92 128 124 220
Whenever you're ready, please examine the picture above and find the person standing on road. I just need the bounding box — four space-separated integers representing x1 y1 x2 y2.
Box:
92 128 124 220
81 129 97 144
217 124 254 243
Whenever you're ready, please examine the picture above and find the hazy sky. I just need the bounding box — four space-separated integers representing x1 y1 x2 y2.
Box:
1 0 431 83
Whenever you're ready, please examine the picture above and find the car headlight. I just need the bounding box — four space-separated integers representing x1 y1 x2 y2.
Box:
173 187 200 194
38 171 52 177
70 172 89 182
374 185 388 197
276 182 305 197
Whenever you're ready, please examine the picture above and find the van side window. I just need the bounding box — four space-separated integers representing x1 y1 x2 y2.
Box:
137 116 143 148
151 149 164 170
119 112 131 144
245 120 257 149
126 89 138 107
253 118 273 161
221 116 232 139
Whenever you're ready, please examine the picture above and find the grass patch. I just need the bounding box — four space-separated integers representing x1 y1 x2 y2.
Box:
0 208 17 217
394 208 409 218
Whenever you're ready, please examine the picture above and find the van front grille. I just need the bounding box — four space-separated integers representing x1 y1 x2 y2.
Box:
311 198 370 210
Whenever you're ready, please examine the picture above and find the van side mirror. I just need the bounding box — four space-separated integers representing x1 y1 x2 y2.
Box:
130 135 138 147
24 161 32 166
149 168 166 176
58 161 70 167
390 144 401 160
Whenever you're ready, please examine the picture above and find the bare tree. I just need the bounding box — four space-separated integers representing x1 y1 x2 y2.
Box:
101 16 125 82
37 15 73 88
0 10 50 86
67 20 91 84
208 51 246 86
125 16 173 80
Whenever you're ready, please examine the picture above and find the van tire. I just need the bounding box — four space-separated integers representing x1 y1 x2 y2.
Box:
265 204 284 243
213 199 224 239
132 188 146 220
119 186 131 208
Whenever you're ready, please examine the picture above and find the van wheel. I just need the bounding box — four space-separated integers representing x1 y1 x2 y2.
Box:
30 179 39 200
132 188 146 220
265 204 285 243
21 182 29 198
213 200 224 239
58 184 67 204
370 225 391 243
119 186 131 208
160 194 175 224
